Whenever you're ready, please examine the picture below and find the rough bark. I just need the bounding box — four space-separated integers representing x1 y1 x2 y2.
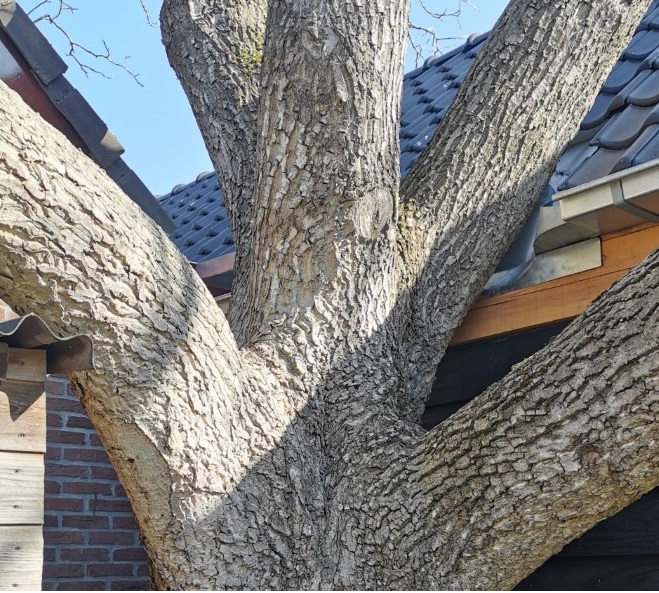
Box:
394 0 653 419
160 0 264 251
160 0 266 344
414 247 659 588
0 80 296 586
233 0 409 358
0 0 656 589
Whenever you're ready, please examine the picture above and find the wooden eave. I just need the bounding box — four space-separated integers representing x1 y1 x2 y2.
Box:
451 222 659 345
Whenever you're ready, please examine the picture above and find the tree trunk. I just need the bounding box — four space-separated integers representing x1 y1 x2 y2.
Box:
0 0 657 589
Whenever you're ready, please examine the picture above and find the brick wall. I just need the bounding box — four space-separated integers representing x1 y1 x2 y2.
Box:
1 301 148 590
44 376 149 590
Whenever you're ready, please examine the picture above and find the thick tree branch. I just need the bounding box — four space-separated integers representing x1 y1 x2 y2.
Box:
160 0 264 246
0 81 296 584
231 0 409 373
412 246 659 588
394 0 653 418
160 0 266 342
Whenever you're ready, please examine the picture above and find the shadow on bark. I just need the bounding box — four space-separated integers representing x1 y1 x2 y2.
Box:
139 164 659 588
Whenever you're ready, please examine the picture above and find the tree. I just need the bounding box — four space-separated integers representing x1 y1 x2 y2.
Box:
0 0 657 588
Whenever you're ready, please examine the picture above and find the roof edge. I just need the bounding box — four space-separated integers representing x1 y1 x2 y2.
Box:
0 2 174 233
0 313 94 373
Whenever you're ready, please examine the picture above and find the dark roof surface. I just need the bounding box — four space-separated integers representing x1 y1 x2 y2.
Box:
0 1 173 233
160 0 659 262
159 172 234 263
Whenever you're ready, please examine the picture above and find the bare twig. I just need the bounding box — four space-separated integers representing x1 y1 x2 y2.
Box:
137 0 158 27
25 0 150 85
408 0 479 67
29 0 75 21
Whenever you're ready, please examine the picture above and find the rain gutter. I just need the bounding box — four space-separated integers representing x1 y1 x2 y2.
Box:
536 158 659 253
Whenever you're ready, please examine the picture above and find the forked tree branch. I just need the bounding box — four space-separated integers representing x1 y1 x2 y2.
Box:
393 0 653 419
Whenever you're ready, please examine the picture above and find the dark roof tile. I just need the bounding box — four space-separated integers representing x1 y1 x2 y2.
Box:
552 142 598 183
638 4 659 31
615 123 659 171
602 59 642 94
624 28 659 60
627 68 659 105
560 147 631 190
581 93 620 129
592 104 655 150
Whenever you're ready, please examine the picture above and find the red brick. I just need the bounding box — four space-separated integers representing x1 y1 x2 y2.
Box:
47 429 86 445
62 515 110 530
49 397 85 413
112 547 148 562
44 379 66 395
47 412 63 428
45 479 61 494
114 483 128 498
112 515 138 530
66 415 94 429
87 563 133 577
60 547 110 562
91 466 118 480
45 445 63 460
46 463 89 478
43 547 56 562
45 497 84 512
43 530 84 545
90 498 133 513
136 563 150 577
88 531 135 545
88 433 103 447
62 448 108 463
43 513 59 528
42 563 84 578
62 481 112 496
57 580 105 591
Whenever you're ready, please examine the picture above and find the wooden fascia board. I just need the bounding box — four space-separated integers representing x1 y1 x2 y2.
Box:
195 252 235 296
451 223 659 345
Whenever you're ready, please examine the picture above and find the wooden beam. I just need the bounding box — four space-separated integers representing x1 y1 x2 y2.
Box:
0 452 44 524
0 384 45 453
451 223 659 345
0 526 43 590
0 344 46 382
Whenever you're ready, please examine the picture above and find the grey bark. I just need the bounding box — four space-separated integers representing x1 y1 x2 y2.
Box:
160 0 266 343
395 0 653 420
0 0 656 589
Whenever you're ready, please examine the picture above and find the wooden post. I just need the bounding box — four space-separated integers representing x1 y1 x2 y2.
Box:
0 345 46 590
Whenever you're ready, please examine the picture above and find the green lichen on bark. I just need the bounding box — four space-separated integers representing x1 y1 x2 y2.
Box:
237 31 264 75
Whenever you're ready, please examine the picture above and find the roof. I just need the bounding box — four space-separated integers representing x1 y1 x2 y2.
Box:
159 172 233 263
0 1 173 233
0 313 94 374
160 0 659 270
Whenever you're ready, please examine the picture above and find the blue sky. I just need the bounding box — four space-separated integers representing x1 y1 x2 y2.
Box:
26 0 508 197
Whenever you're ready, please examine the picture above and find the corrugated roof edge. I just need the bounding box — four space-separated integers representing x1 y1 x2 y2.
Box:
0 1 174 234
0 313 94 373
